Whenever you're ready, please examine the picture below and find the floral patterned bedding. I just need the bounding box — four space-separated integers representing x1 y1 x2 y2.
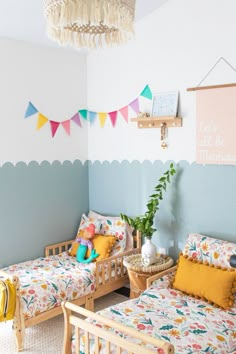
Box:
3 252 96 319
3 252 126 320
73 273 236 354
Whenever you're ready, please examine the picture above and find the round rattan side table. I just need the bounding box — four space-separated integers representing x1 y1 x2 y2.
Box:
123 254 174 299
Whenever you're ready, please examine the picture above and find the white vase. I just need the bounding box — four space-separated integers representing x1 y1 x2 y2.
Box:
141 237 157 266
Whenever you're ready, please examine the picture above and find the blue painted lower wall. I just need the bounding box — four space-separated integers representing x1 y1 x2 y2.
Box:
0 160 89 267
89 161 236 259
1 159 235 267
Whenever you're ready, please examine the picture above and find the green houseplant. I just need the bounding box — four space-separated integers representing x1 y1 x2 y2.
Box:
120 163 176 240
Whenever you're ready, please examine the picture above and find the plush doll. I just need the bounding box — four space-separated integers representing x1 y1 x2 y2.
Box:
75 223 99 263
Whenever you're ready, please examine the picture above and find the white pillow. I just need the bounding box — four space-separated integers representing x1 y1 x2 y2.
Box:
88 211 134 252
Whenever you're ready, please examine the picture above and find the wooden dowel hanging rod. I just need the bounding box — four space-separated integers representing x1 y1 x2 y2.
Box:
187 83 236 91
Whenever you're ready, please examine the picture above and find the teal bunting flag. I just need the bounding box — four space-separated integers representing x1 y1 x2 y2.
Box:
79 109 88 120
140 85 152 100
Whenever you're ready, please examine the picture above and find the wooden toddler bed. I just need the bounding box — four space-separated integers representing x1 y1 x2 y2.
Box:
0 230 141 352
62 233 236 354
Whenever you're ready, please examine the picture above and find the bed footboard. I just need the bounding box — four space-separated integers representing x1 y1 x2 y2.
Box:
62 302 174 354
94 247 141 300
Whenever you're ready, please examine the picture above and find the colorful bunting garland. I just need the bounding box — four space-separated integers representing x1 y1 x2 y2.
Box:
24 84 152 137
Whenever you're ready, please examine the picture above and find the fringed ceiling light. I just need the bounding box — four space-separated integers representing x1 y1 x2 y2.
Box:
43 0 136 49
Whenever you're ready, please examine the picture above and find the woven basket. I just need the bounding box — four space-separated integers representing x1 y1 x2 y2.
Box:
123 254 174 273
125 254 174 298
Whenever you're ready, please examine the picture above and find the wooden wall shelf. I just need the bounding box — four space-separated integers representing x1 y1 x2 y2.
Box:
131 116 182 129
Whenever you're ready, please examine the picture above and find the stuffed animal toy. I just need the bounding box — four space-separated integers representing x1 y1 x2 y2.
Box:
75 223 99 263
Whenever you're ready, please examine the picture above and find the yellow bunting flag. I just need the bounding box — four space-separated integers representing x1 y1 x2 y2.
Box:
37 113 48 130
98 112 107 128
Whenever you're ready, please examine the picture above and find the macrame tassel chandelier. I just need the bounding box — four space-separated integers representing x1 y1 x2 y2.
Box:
43 0 136 49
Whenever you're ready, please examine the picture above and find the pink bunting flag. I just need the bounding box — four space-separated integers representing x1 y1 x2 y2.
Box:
71 112 82 127
119 106 129 123
61 120 71 136
129 98 140 114
50 121 60 138
108 111 118 127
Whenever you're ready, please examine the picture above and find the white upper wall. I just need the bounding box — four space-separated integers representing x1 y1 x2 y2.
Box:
0 39 88 165
0 0 235 165
87 0 236 162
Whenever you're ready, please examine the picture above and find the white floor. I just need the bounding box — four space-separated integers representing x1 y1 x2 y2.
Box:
0 292 128 354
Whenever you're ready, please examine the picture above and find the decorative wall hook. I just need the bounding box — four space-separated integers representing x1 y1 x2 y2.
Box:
130 115 182 149
160 122 168 149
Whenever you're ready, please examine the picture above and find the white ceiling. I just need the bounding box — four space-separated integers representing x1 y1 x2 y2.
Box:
0 0 168 48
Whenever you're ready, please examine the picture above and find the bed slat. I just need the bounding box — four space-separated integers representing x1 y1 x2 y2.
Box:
115 259 118 279
85 331 89 354
121 259 124 277
102 266 105 284
75 328 80 354
108 261 112 281
106 341 110 353
94 335 100 353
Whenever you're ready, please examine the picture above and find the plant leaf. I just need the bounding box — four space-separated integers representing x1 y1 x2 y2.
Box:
120 164 176 235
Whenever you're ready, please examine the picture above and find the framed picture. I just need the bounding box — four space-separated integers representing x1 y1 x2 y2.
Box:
152 91 179 117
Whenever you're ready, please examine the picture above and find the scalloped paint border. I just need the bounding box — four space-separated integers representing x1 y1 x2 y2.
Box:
1 159 236 169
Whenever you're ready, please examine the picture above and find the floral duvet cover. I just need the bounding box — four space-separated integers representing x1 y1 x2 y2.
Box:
3 252 96 319
74 274 236 354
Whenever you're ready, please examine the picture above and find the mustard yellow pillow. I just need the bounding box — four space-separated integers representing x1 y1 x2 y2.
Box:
172 254 236 309
69 234 116 261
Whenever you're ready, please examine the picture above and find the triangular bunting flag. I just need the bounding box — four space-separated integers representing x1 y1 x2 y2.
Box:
37 113 48 130
119 106 129 123
140 85 152 100
98 113 107 128
129 98 140 114
109 111 118 127
62 120 70 136
50 121 60 138
71 112 82 127
25 102 38 118
89 111 97 125
79 109 88 120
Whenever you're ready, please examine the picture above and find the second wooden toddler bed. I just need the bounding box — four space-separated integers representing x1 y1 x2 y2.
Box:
0 214 141 351
62 233 236 354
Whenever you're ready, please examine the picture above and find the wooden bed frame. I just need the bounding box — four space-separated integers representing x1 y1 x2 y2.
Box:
0 232 141 352
61 242 236 354
62 267 176 354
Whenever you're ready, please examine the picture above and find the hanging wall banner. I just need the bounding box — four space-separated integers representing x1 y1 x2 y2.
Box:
187 57 236 165
24 84 152 137
196 86 236 165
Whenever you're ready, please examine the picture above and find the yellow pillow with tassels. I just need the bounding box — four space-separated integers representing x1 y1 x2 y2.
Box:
69 234 116 261
172 254 236 309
